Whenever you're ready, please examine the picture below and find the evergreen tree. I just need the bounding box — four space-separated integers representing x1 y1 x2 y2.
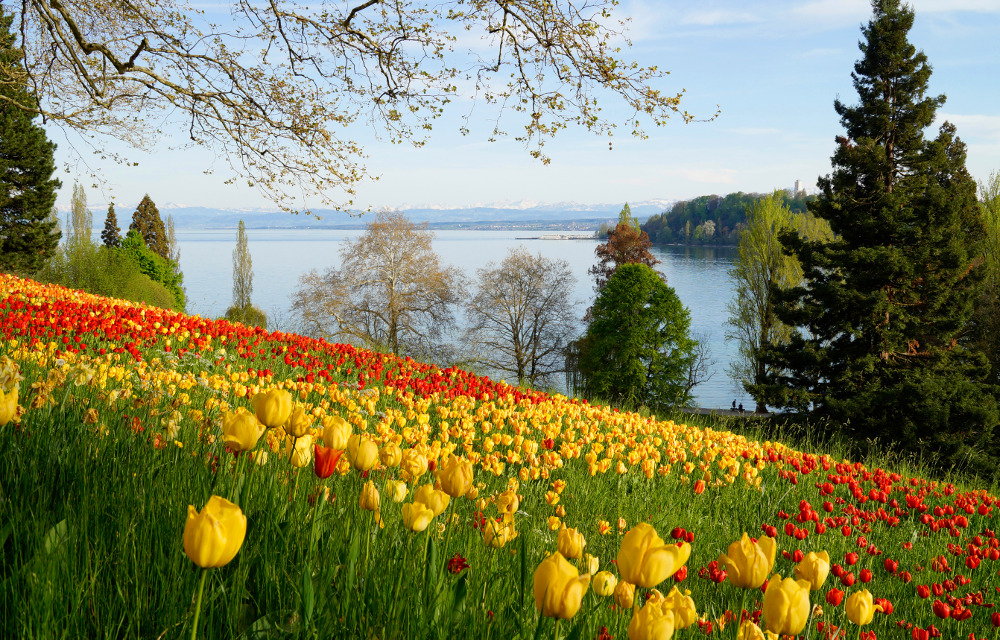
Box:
763 0 997 471
0 6 61 274
578 263 696 411
129 195 168 259
589 203 660 293
101 203 121 248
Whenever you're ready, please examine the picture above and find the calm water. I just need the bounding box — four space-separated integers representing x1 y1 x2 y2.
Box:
176 229 743 409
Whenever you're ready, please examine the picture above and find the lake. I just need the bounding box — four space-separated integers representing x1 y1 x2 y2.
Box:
176 229 743 409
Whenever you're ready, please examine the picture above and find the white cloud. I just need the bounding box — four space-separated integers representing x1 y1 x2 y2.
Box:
936 112 1000 141
679 10 763 26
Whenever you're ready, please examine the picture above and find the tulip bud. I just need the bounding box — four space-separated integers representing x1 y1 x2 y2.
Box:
322 414 351 450
484 518 517 548
614 580 635 609
497 489 519 515
719 532 777 589
183 495 247 568
388 480 408 503
402 501 434 532
533 552 590 619
379 443 402 467
557 527 587 560
401 448 429 481
413 483 450 517
285 434 313 468
347 434 378 472
845 589 882 625
437 453 474 498
628 599 676 640
359 480 380 512
763 574 811 636
616 523 691 588
252 388 292 429
593 570 617 597
222 408 264 453
0 385 19 426
583 553 600 576
737 620 767 640
794 550 831 591
285 405 313 438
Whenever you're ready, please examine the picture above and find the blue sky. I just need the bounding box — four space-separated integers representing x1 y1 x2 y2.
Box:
49 0 1000 212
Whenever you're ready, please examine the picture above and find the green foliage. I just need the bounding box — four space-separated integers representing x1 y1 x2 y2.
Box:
970 171 1000 387
119 229 186 311
101 203 121 248
0 6 61 274
578 263 696 410
726 193 833 411
642 191 814 246
224 304 268 329
36 242 177 309
762 0 998 473
129 194 169 259
232 220 253 310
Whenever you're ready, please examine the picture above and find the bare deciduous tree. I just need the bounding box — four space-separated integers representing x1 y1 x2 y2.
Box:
293 209 464 356
6 1 704 210
466 247 580 387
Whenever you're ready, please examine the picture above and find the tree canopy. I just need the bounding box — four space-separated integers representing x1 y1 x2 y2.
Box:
578 263 696 411
762 0 997 471
5 1 699 211
0 5 60 274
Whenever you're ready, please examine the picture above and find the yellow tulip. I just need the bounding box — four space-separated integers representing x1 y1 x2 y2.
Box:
346 434 378 472
252 388 292 428
379 443 402 467
322 414 351 449
484 518 517 548
718 533 777 589
401 502 435 532
627 599 675 640
222 408 264 453
497 489 519 515
413 483 450 517
359 480 380 512
557 527 587 560
437 453 474 498
794 550 831 591
614 580 636 609
285 405 313 438
593 570 617 597
400 448 429 481
183 495 247 568
616 523 691 588
0 385 17 426
845 589 882 625
661 586 697 630
388 480 408 503
285 434 313 468
583 553 600 576
533 552 590 619
737 620 770 640
762 574 811 636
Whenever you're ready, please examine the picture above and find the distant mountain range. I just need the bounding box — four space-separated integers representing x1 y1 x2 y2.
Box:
67 200 674 230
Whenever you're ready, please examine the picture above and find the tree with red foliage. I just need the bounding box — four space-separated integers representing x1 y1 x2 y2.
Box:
588 203 661 293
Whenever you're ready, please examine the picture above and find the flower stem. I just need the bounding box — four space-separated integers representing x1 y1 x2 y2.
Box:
190 568 208 640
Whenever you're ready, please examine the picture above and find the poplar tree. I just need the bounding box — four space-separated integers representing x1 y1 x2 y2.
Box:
69 181 92 246
232 220 253 311
129 195 168 258
0 6 60 274
101 203 121 248
763 0 997 470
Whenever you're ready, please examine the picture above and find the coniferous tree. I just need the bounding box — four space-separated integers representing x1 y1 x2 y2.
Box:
0 6 61 274
129 194 168 259
101 203 121 248
763 0 997 471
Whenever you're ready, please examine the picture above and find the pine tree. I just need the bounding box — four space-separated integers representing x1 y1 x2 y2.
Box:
0 6 61 274
101 203 121 248
763 0 997 471
129 194 168 259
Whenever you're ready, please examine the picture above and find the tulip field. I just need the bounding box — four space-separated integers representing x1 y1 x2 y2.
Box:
4 272 1000 639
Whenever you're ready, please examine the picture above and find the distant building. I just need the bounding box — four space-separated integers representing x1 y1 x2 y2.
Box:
794 179 805 195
